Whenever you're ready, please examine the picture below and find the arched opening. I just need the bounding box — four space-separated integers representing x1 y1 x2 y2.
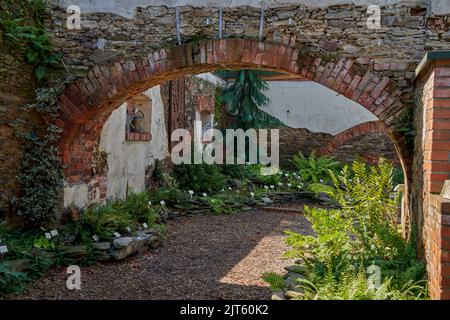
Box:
57 39 412 231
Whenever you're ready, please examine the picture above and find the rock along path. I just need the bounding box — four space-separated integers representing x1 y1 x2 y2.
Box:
13 209 312 300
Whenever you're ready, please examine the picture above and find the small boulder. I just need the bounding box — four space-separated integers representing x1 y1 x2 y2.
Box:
284 264 308 275
92 242 111 250
4 259 30 272
285 274 305 291
285 290 305 299
113 237 133 249
271 291 286 300
61 245 88 259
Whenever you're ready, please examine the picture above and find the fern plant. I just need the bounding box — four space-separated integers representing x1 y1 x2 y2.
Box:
0 263 30 297
292 151 340 183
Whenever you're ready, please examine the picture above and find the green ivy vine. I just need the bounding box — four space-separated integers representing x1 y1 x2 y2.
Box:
1 0 65 227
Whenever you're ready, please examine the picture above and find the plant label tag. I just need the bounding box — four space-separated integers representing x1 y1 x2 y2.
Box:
45 232 52 239
126 227 132 233
0 245 7 254
50 229 59 237
92 234 100 242
160 200 166 206
202 193 207 197
113 232 121 238
143 223 148 229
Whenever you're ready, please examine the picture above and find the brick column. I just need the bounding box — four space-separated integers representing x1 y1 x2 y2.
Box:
416 51 450 299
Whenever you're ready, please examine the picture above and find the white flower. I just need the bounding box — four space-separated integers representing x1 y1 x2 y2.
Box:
160 200 166 206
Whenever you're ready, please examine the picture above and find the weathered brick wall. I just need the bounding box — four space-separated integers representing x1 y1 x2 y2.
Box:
414 57 450 299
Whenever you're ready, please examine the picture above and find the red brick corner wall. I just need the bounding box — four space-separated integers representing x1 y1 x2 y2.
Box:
416 56 450 299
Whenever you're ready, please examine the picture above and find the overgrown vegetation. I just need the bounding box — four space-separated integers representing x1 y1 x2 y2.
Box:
292 151 340 183
0 0 61 81
1 1 65 227
278 159 427 300
394 107 416 152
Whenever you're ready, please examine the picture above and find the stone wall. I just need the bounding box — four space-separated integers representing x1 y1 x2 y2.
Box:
274 122 399 170
0 31 37 219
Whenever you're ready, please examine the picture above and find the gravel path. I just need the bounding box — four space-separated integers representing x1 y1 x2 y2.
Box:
12 209 312 300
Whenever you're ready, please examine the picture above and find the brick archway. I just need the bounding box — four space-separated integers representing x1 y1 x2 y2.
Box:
57 39 411 188
317 121 392 159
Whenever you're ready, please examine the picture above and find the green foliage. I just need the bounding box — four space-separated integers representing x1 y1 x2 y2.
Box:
14 88 64 227
82 204 132 240
262 272 286 291
394 107 415 152
221 70 283 130
292 151 340 183
307 183 335 196
0 0 61 81
205 197 239 215
296 268 426 300
115 191 158 226
173 163 226 193
0 263 30 297
33 235 55 250
283 159 427 300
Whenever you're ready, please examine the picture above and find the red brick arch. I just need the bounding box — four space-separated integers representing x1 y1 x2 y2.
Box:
317 120 389 157
56 39 411 185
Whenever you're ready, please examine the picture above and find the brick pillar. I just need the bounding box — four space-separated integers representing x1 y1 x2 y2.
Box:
416 52 450 299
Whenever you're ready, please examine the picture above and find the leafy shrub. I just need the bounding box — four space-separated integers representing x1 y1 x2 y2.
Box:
296 268 426 300
292 151 340 183
262 272 286 291
307 183 335 196
115 191 158 226
206 197 238 215
173 163 226 193
284 158 426 299
82 204 132 240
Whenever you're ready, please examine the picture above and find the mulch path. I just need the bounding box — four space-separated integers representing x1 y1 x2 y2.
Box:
10 208 313 300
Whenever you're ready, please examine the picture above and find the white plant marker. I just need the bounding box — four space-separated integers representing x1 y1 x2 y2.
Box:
284 173 289 177
45 232 52 239
287 183 292 188
278 182 283 186
228 186 232 191
113 232 121 238
188 190 194 199
125 227 132 233
264 185 269 190
250 192 255 199
92 234 100 242
50 229 59 237
143 223 148 229
0 245 8 254
202 193 207 197
319 179 324 183
160 200 166 206
270 185 275 189
148 201 152 206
